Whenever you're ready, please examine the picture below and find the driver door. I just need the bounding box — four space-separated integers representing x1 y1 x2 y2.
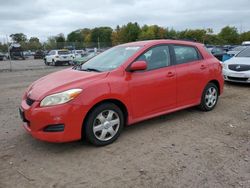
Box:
127 45 177 119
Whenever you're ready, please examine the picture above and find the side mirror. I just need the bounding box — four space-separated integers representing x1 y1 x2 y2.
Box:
129 61 147 72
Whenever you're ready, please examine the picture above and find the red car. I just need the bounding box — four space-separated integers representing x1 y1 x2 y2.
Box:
20 40 224 146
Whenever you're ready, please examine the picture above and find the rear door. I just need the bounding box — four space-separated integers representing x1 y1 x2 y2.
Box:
172 45 209 107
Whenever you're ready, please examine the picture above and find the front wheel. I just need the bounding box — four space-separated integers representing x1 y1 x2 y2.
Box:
84 103 124 146
199 83 219 111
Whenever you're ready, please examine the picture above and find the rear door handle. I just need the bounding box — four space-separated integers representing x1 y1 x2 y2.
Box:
166 72 175 77
200 65 207 70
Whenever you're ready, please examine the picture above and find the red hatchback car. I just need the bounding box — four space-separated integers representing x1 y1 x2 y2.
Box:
20 40 224 146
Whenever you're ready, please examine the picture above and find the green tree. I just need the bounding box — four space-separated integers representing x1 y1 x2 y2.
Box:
239 31 250 43
90 27 113 48
44 36 57 50
218 26 239 44
27 37 42 51
119 22 141 43
55 33 65 49
10 33 27 43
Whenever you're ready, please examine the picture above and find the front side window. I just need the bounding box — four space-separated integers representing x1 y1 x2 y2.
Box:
136 45 171 71
174 45 201 64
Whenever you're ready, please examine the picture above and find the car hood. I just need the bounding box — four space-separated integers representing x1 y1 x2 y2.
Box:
224 57 250 65
27 68 108 101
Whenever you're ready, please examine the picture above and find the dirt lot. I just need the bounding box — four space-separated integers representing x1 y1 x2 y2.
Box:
0 60 249 188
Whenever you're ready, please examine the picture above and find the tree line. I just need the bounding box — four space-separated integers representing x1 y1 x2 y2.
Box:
1 22 250 52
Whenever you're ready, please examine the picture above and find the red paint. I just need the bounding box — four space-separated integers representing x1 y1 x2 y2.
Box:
20 40 224 143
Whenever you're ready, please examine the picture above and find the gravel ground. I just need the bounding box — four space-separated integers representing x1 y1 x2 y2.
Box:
0 58 68 72
0 61 249 188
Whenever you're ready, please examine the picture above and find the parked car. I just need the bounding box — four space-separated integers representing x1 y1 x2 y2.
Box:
242 41 250 46
72 52 97 65
227 46 247 57
0 52 5 61
209 47 225 61
72 50 86 59
44 50 72 66
9 43 25 60
19 40 224 146
223 47 250 83
34 50 45 59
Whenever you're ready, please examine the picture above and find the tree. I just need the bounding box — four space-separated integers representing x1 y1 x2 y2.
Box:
10 33 27 43
27 37 42 51
0 42 8 52
119 22 141 43
90 27 113 47
44 36 57 50
218 26 239 44
239 31 250 43
55 33 65 49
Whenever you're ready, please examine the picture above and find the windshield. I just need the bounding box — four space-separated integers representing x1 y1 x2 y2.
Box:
232 46 246 51
236 47 250 57
81 46 142 72
58 51 70 55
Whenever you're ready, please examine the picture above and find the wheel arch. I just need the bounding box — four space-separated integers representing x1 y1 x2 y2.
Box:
81 98 129 138
208 80 221 95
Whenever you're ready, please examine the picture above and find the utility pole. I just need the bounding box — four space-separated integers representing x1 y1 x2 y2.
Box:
6 35 12 72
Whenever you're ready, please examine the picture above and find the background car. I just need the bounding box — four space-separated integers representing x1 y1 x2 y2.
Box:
210 47 225 61
227 46 247 57
0 52 5 61
44 50 73 66
223 47 250 83
72 52 97 65
34 50 45 59
8 43 25 60
71 50 86 59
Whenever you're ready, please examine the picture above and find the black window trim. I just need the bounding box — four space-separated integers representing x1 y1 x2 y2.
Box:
170 44 204 65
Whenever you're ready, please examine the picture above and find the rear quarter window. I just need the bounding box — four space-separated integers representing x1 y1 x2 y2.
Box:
173 45 202 64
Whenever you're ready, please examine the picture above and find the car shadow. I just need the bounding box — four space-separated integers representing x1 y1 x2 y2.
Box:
20 106 202 154
225 81 250 88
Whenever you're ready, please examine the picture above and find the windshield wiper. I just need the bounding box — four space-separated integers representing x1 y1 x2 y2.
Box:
81 68 102 72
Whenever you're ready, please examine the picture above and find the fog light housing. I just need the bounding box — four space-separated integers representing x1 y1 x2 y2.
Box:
43 124 65 132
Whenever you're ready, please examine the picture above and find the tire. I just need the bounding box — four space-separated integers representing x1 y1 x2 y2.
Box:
84 103 124 146
44 59 48 65
199 83 219 111
51 60 55 66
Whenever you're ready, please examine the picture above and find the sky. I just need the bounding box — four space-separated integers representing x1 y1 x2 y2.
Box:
0 0 250 42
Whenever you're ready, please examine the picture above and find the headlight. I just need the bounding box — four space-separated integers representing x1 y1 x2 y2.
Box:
40 89 82 107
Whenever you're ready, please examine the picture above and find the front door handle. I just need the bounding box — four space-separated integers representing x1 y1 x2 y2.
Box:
166 72 175 77
200 65 207 70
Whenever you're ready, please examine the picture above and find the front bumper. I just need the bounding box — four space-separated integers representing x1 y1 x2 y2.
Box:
20 98 87 143
223 69 250 83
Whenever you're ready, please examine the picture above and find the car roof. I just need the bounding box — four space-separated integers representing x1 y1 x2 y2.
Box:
120 39 203 47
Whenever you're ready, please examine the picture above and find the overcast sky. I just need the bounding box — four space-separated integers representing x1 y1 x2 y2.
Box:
0 0 250 42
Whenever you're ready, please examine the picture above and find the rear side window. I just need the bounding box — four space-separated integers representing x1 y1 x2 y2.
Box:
58 51 70 55
173 45 201 64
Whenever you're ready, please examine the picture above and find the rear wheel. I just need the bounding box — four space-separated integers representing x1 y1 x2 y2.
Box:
84 103 124 146
199 83 219 111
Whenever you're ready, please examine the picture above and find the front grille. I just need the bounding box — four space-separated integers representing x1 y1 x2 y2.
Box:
26 97 35 106
228 64 250 72
227 76 249 82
